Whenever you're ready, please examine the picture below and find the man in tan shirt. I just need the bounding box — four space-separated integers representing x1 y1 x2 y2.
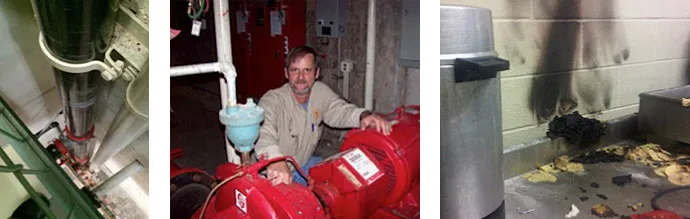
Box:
255 45 391 186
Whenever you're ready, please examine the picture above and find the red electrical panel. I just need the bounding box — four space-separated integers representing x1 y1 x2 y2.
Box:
230 0 306 101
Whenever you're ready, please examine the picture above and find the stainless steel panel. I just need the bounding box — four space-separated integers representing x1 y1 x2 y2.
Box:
440 5 496 60
440 65 504 218
639 85 690 144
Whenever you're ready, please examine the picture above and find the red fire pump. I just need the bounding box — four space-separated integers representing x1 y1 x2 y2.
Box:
191 106 420 219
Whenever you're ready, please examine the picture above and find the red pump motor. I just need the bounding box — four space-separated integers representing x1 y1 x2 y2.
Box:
309 106 420 218
194 106 420 219
171 148 217 219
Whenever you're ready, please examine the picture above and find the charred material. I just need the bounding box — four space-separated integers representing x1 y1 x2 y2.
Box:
611 174 633 187
571 151 625 164
546 111 605 147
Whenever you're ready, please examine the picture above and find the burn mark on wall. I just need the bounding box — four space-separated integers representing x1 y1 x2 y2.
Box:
530 1 619 122
529 2 580 123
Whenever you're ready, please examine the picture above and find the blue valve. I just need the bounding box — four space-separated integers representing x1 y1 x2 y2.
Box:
219 98 265 153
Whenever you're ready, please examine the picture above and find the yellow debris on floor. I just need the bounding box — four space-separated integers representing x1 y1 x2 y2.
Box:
538 163 561 173
626 143 674 167
654 163 690 186
601 145 627 156
554 155 585 172
682 98 690 107
522 170 558 183
525 156 585 183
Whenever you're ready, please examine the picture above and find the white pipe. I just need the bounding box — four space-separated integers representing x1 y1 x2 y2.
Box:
168 0 239 162
364 0 376 110
214 0 237 107
170 62 221 77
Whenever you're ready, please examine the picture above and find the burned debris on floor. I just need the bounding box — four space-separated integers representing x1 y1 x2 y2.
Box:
546 111 606 147
571 150 626 164
595 194 608 200
612 174 633 187
627 203 643 212
591 203 618 218
591 182 600 188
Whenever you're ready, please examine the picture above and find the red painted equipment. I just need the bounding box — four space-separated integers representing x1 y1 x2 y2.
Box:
230 0 306 100
192 106 420 219
171 148 217 219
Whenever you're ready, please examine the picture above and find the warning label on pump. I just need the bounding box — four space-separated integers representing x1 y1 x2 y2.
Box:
343 148 382 184
236 189 247 213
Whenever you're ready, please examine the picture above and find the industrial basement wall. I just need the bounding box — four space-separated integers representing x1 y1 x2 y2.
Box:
443 0 690 148
306 0 420 156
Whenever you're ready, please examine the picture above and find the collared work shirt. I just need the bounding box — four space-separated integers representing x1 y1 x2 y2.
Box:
254 82 366 167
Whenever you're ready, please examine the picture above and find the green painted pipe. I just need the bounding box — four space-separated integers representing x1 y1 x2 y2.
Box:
0 148 56 219
0 97 103 218
0 164 48 175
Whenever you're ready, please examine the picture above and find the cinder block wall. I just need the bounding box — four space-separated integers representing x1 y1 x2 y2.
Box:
443 0 690 147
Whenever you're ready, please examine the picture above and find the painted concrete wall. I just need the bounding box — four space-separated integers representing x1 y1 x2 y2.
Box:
306 0 420 113
443 0 690 147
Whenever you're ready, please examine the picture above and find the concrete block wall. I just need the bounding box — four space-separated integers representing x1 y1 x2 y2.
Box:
443 0 690 147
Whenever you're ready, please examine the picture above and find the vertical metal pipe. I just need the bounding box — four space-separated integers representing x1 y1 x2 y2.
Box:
364 0 376 110
93 160 144 196
214 0 236 106
90 63 149 168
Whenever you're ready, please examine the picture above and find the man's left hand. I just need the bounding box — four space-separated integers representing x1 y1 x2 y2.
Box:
360 114 392 135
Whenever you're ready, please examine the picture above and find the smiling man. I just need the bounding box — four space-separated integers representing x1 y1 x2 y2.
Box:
255 45 391 186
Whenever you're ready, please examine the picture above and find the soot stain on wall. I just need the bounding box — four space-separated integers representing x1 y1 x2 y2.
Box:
530 1 619 122
529 2 579 123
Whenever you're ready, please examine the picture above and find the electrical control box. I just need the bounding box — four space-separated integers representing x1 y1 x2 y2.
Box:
399 0 419 68
230 0 306 100
316 0 347 37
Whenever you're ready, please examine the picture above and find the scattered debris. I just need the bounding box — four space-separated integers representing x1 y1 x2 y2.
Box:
578 186 587 193
522 170 558 183
590 182 600 188
626 144 675 168
546 111 606 147
654 163 690 186
517 207 535 215
596 194 608 200
580 196 589 202
555 155 585 172
627 203 644 212
682 98 690 107
612 174 633 187
591 204 618 218
565 204 580 218
571 150 626 164
564 197 568 200
539 163 561 173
